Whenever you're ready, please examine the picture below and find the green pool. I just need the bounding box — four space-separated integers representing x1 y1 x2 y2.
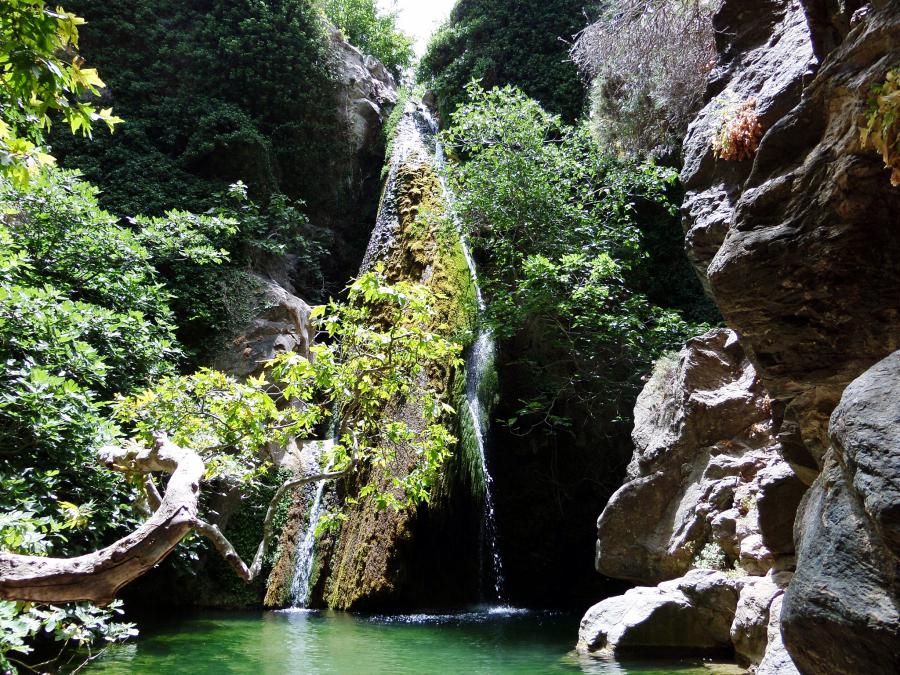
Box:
87 607 741 674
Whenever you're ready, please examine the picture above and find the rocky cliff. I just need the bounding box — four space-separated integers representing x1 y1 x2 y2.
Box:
582 1 900 672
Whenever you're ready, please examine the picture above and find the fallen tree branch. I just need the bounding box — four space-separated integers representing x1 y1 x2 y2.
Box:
0 434 203 605
0 433 355 605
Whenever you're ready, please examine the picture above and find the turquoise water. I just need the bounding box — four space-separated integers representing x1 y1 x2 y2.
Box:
87 607 741 675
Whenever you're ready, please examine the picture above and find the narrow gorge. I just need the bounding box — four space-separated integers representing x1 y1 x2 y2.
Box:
0 1 897 673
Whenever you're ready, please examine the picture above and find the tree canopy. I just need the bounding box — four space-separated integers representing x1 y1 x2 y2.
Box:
419 0 594 123
0 0 121 187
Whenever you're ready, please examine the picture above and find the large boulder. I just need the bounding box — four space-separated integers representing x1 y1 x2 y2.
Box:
595 329 803 583
330 26 397 157
781 352 900 674
577 570 740 656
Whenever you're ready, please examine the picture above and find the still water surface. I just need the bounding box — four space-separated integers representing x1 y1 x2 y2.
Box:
88 607 741 675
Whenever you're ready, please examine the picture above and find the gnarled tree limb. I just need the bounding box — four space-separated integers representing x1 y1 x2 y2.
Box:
0 434 203 605
0 434 355 605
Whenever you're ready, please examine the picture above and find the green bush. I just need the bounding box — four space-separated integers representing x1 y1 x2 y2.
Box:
419 0 590 124
0 171 182 551
444 85 707 438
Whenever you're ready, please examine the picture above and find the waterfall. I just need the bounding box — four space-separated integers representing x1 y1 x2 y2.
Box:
288 440 333 608
423 107 507 603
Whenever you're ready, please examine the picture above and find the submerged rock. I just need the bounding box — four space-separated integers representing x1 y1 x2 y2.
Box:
595 328 802 584
577 570 740 656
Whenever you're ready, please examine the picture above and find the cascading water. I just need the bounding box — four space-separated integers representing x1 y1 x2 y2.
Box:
331 100 507 604
287 449 329 608
423 107 507 603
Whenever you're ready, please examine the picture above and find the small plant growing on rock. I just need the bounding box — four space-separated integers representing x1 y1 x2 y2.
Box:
860 68 900 186
711 96 764 162
692 542 728 571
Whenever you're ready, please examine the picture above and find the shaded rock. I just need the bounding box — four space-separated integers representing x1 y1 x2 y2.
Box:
782 352 900 674
730 572 793 667
595 329 797 583
756 459 807 556
829 350 900 557
577 570 739 656
681 0 816 293
214 273 314 379
756 594 800 675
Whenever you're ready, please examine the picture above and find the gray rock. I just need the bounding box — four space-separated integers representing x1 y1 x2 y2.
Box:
214 273 314 379
756 594 800 675
829 350 900 558
729 572 794 667
781 353 900 674
756 459 807 556
577 570 740 657
730 575 776 666
330 27 397 155
595 329 796 583
683 0 900 480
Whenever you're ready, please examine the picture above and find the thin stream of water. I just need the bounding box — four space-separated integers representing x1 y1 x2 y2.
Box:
288 445 331 608
423 105 506 601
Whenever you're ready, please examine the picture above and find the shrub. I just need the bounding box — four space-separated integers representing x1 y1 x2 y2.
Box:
0 171 181 551
50 0 339 233
444 85 706 438
572 0 720 156
860 68 900 187
711 96 763 162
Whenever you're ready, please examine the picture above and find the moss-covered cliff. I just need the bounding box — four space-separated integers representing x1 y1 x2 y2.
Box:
265 104 484 610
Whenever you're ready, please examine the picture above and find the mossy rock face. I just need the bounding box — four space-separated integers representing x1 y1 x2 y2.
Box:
311 150 479 611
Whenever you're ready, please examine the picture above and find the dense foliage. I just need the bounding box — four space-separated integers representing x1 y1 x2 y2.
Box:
572 0 719 156
0 171 189 551
45 0 347 324
444 85 706 439
0 0 121 186
323 0 414 77
419 0 594 124
117 269 462 519
0 168 228 672
52 0 337 215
